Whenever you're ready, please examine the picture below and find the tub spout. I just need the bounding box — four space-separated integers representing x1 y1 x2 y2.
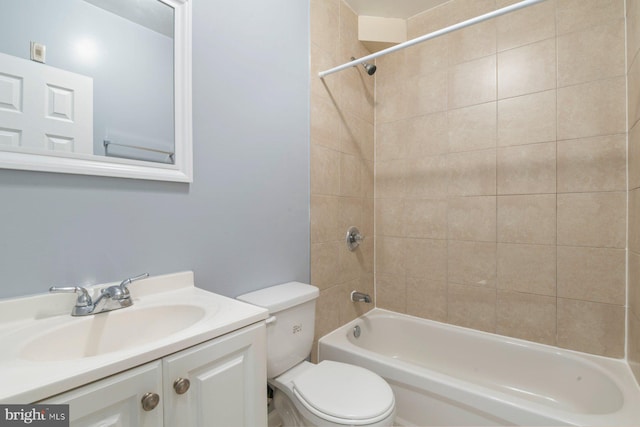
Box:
351 291 372 303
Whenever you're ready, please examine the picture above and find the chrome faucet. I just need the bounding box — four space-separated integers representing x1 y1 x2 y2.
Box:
350 290 372 304
50 273 149 316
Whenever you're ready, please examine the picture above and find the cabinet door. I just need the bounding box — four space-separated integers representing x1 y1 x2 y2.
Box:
163 322 267 427
40 361 163 427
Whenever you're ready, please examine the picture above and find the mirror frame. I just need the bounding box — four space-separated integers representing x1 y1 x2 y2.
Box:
0 0 192 183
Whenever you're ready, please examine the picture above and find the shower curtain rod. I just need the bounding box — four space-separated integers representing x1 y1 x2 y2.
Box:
318 0 547 78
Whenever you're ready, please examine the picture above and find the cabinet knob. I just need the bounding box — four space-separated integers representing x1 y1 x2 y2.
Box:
141 392 160 411
173 378 190 395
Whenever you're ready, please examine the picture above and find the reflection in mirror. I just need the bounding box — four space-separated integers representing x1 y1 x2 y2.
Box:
0 0 192 182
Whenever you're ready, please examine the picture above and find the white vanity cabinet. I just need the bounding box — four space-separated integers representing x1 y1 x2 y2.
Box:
40 322 267 427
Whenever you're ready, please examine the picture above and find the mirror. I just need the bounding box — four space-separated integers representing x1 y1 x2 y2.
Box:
0 0 192 182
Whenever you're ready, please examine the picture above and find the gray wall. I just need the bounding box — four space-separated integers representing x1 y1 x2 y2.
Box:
0 0 310 299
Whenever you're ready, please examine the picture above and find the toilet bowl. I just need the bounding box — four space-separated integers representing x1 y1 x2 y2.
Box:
237 282 395 427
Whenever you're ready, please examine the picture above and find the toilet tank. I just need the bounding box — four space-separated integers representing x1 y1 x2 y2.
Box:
237 282 319 378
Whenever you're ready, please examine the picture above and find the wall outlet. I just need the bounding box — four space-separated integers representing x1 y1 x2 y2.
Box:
30 42 46 63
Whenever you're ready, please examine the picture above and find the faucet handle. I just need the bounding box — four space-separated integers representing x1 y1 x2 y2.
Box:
118 273 150 292
49 286 92 307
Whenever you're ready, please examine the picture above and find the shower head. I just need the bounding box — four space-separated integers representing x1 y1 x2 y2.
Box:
351 57 377 76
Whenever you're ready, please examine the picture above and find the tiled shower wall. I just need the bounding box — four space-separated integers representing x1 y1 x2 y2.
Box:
374 0 627 358
311 0 632 361
309 0 375 353
628 0 640 382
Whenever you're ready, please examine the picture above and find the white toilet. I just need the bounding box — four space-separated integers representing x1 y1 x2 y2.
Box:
237 282 396 427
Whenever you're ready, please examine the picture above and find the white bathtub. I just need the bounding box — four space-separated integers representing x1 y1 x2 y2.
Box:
318 309 640 426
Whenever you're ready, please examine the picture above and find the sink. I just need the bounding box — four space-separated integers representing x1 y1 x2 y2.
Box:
20 304 206 361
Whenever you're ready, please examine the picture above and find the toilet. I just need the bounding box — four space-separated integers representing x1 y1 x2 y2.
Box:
237 282 396 427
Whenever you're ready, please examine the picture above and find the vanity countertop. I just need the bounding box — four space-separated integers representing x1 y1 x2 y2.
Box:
0 271 268 403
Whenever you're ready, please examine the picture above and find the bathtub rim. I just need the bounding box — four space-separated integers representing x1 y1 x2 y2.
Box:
318 308 640 427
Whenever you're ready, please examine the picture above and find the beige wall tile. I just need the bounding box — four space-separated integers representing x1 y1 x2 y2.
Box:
447 283 496 333
311 96 341 150
557 298 625 358
378 113 448 161
315 285 342 340
338 197 363 241
448 102 497 153
311 144 340 195
496 0 556 51
340 153 362 197
448 56 496 109
338 242 365 284
406 113 449 158
497 90 556 146
377 120 408 161
496 291 557 345
406 278 447 322
362 161 374 199
376 236 406 275
630 251 640 316
557 134 626 193
339 67 374 123
375 198 404 237
405 238 448 280
405 155 449 198
557 77 626 140
311 42 339 100
629 54 640 130
497 194 556 245
311 241 340 289
557 246 625 305
403 198 448 239
409 1 455 37
376 273 406 313
341 112 374 160
448 240 497 287
447 196 497 242
376 77 409 123
447 149 496 196
405 37 449 76
310 0 339 56
556 0 625 35
449 20 496 65
376 159 405 198
497 243 557 296
311 195 339 243
630 124 640 190
407 71 448 117
557 192 626 248
629 311 640 383
628 0 640 69
631 189 640 253
497 38 556 100
497 142 556 195
557 20 625 87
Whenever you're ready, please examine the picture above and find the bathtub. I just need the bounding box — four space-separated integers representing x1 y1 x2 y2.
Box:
318 309 640 426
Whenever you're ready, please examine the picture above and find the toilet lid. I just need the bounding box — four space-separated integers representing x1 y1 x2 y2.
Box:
292 361 395 425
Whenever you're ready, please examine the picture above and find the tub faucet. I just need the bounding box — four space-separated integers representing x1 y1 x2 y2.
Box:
50 273 149 316
351 291 372 303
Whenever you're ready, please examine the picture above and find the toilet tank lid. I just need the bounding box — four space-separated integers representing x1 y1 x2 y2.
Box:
236 282 319 314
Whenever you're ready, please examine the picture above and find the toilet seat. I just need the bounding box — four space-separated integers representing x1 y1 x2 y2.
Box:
292 361 395 425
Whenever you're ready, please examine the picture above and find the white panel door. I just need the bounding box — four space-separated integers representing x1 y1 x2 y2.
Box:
40 361 163 427
0 52 93 154
163 322 268 427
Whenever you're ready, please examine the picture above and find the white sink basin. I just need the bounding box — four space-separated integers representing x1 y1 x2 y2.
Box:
20 304 206 361
0 271 269 403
